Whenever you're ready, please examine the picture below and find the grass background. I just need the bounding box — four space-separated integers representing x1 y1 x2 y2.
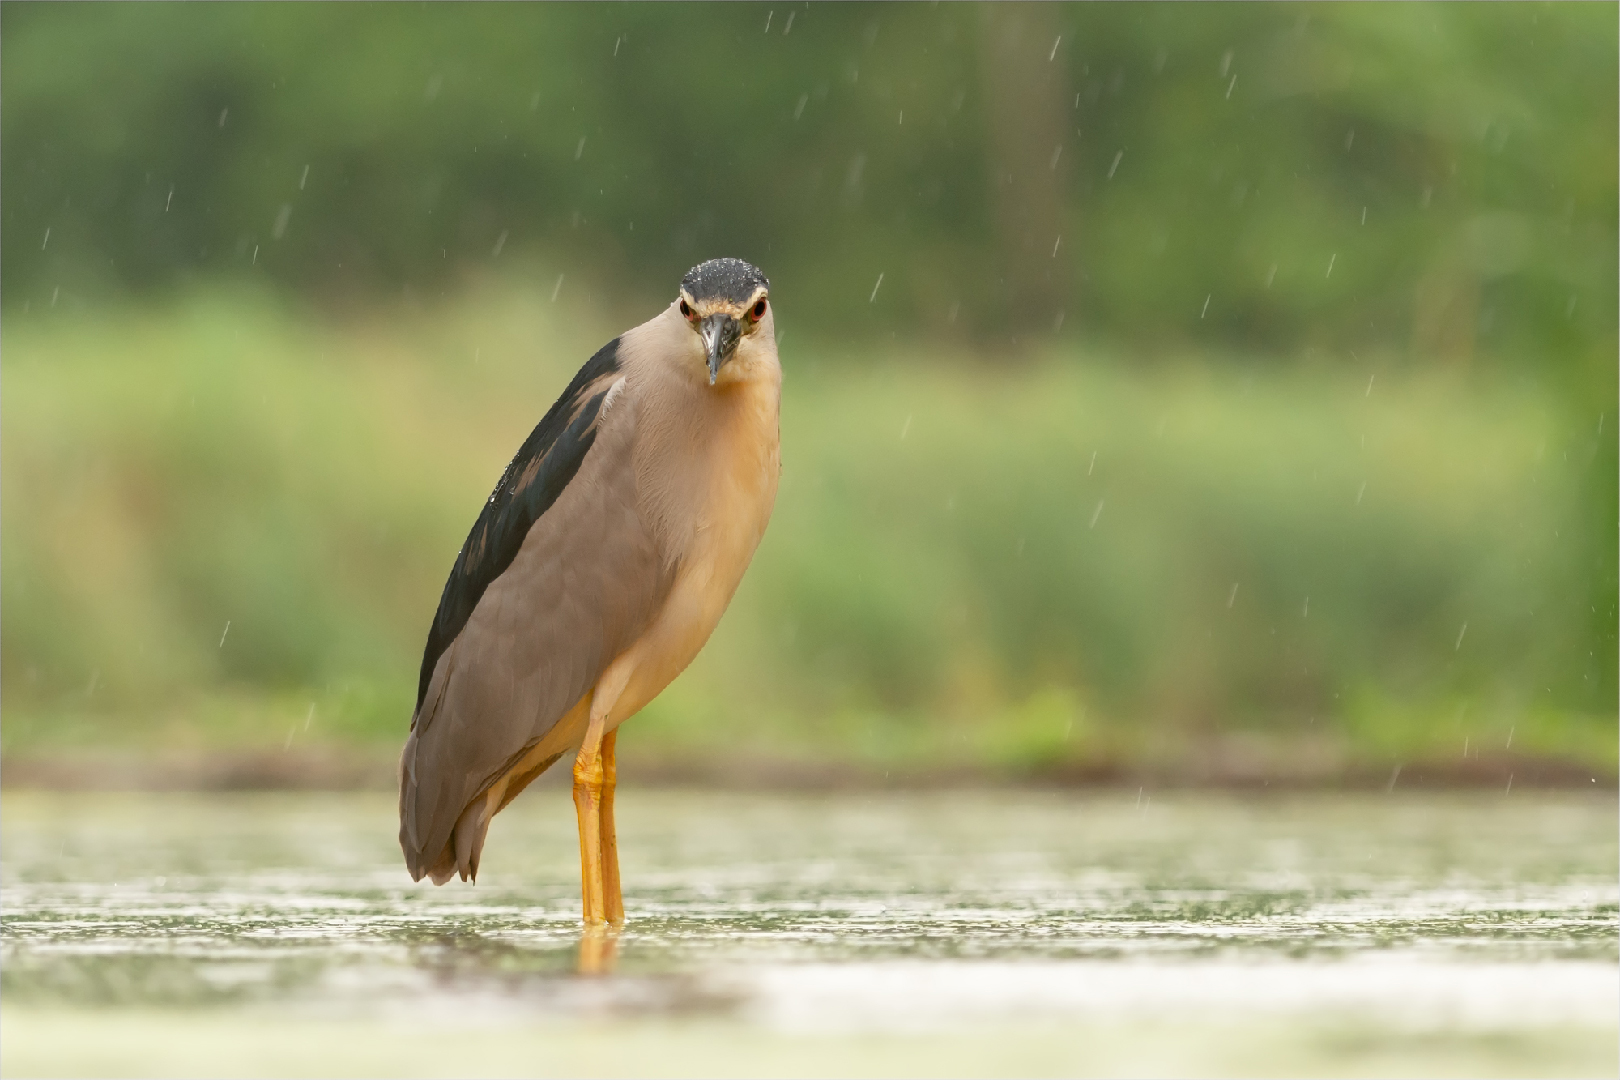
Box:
4 282 1610 783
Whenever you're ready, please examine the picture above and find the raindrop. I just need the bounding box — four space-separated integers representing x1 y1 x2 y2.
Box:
40 227 49 250
900 414 912 441
898 110 903 125
304 704 315 731
947 301 959 323
1365 374 1375 397
219 621 231 648
1227 582 1239 608
51 286 59 307
575 137 587 160
1107 150 1124 179
551 274 565 302
869 272 884 303
1505 773 1513 794
1360 206 1366 225
272 203 292 240
1355 481 1366 505
1386 765 1401 792
783 10 795 34
614 36 622 56
1087 450 1096 476
1454 622 1467 650
794 94 808 120
424 74 442 102
1264 263 1277 288
1050 144 1062 170
1200 294 1211 318
492 230 508 257
1565 295 1578 318
218 107 229 127
1219 49 1234 77
1052 311 1065 332
763 11 772 32
1225 74 1237 99
252 245 259 265
1052 236 1061 258
1302 596 1309 618
1325 253 1336 277
1089 500 1104 529
300 164 310 190
1505 725 1514 750
846 153 866 193
1049 35 1062 61
1344 129 1355 150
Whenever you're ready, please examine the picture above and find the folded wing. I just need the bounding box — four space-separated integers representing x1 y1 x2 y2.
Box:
398 339 670 881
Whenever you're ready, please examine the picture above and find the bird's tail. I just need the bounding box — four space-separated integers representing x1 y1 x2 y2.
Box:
399 730 565 884
398 733 488 885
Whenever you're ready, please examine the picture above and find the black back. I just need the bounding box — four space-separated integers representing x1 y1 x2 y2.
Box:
414 338 621 715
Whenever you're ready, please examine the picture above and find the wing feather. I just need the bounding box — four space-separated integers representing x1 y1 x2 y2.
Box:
399 339 671 881
413 338 624 716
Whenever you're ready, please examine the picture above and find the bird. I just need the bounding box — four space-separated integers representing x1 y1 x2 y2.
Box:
398 258 781 927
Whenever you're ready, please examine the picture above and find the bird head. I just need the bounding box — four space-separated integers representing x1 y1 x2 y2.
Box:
676 258 772 385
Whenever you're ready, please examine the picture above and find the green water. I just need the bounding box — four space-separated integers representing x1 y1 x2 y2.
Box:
2 789 1615 1077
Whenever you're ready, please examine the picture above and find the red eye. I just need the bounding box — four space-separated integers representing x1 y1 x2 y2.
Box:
679 299 692 318
751 298 768 319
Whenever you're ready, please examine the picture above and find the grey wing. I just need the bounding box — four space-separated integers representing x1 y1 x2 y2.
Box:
398 380 669 883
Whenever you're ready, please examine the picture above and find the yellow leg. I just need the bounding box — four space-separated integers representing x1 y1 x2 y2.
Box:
574 659 634 934
577 734 623 976
572 727 608 928
601 729 624 926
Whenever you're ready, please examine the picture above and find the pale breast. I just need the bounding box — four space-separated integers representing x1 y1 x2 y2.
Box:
607 378 780 726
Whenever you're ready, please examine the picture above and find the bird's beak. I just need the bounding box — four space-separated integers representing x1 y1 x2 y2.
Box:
699 313 741 385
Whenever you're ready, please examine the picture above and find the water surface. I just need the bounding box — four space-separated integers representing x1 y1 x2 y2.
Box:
3 789 1615 1077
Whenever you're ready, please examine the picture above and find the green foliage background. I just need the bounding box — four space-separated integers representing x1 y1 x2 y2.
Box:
2 3 1614 778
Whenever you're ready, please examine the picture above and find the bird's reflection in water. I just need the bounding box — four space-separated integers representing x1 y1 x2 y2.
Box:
577 928 620 975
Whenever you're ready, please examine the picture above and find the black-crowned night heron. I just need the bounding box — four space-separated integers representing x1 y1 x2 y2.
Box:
399 258 780 928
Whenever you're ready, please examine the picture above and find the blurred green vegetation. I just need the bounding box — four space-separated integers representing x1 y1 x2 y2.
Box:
2 286 1611 776
0 5 1611 351
0 3 1614 778
5 5 1615 387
